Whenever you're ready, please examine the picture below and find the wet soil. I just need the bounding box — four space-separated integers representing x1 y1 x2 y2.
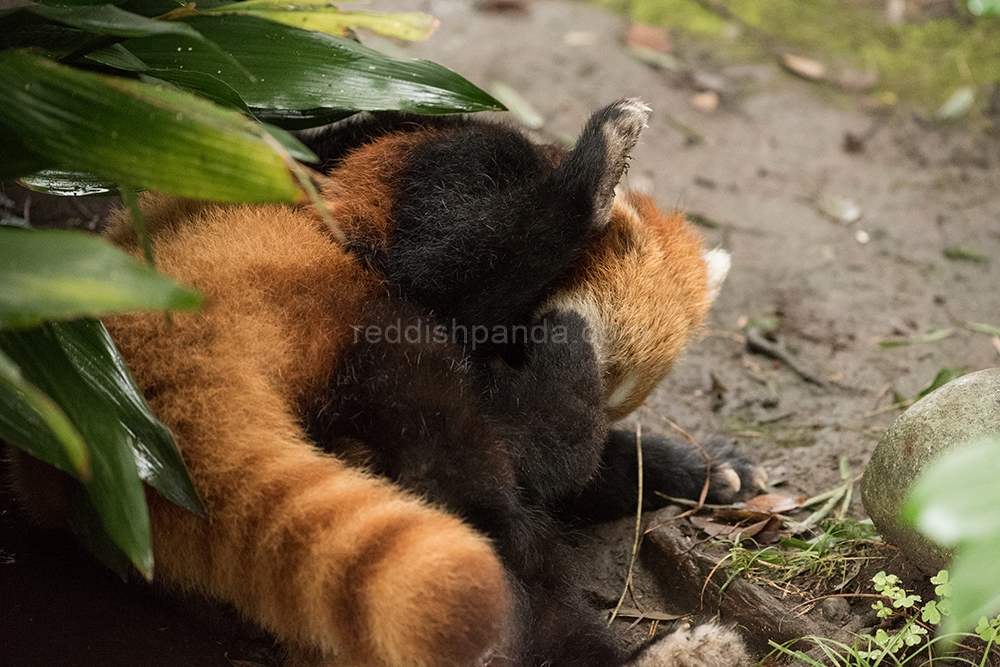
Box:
3 0 1000 664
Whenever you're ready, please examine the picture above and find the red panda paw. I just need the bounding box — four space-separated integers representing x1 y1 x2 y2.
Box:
702 435 769 504
627 623 750 667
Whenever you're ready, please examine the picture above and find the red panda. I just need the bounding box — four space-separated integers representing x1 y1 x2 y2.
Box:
11 100 759 667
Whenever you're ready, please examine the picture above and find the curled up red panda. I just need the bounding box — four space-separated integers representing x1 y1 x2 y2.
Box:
10 99 763 667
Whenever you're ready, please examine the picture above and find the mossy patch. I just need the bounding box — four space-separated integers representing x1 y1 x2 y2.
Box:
594 0 1000 119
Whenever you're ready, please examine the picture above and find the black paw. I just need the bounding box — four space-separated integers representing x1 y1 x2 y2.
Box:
638 432 765 507
699 435 768 504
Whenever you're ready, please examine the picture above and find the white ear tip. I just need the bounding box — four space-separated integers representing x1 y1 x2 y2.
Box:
702 248 730 303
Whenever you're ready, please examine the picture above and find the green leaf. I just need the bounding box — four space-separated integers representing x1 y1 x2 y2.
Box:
488 81 545 130
905 438 1000 633
0 325 153 578
936 87 975 121
903 439 1000 547
940 537 1000 636
50 319 204 517
0 347 90 479
943 246 989 263
878 328 955 348
0 227 202 329
968 0 1000 16
0 9 94 58
25 3 204 39
139 68 251 113
125 15 503 123
199 3 440 42
932 570 954 599
263 124 318 163
0 126 51 180
964 321 1000 337
0 50 303 202
19 170 119 196
84 42 149 70
916 366 966 400
922 600 942 625
67 483 132 578
130 70 316 162
32 0 131 7
246 107 355 131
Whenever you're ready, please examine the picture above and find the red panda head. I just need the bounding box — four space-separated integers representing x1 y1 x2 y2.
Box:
315 102 729 421
544 192 729 422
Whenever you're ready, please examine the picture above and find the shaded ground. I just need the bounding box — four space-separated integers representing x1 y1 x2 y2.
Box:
3 0 1000 664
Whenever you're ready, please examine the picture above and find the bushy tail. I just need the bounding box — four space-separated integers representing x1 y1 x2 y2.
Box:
111 313 513 667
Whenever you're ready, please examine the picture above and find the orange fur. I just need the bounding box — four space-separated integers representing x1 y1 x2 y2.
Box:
319 133 432 253
11 119 724 666
102 199 513 667
546 191 713 421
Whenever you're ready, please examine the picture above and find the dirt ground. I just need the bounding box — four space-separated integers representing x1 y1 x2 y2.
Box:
2 0 1000 664
382 0 1000 653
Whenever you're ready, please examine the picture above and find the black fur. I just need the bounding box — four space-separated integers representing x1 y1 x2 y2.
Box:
561 432 765 524
302 101 754 667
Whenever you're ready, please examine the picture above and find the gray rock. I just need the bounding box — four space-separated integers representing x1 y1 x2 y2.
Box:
821 597 851 624
861 368 1000 574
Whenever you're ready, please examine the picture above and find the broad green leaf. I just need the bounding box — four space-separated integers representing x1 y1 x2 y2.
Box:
25 3 204 38
67 483 132 578
0 10 93 57
19 4 255 80
140 69 251 113
264 124 318 163
125 15 503 123
0 347 90 479
200 3 440 42
0 326 153 578
0 50 302 202
118 0 228 18
0 126 50 180
940 536 1000 636
248 107 356 131
0 227 202 329
135 70 319 162
903 439 1000 547
32 0 131 6
50 318 204 516
84 42 149 70
19 170 119 196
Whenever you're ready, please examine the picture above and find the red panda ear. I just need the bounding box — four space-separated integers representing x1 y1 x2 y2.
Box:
555 98 650 230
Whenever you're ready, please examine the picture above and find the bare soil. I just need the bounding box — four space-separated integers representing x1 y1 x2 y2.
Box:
2 0 1000 664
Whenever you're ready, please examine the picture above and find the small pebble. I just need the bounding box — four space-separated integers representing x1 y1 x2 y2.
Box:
822 597 851 624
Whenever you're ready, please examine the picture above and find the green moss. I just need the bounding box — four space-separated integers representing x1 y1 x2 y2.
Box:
595 0 728 36
597 0 1000 117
